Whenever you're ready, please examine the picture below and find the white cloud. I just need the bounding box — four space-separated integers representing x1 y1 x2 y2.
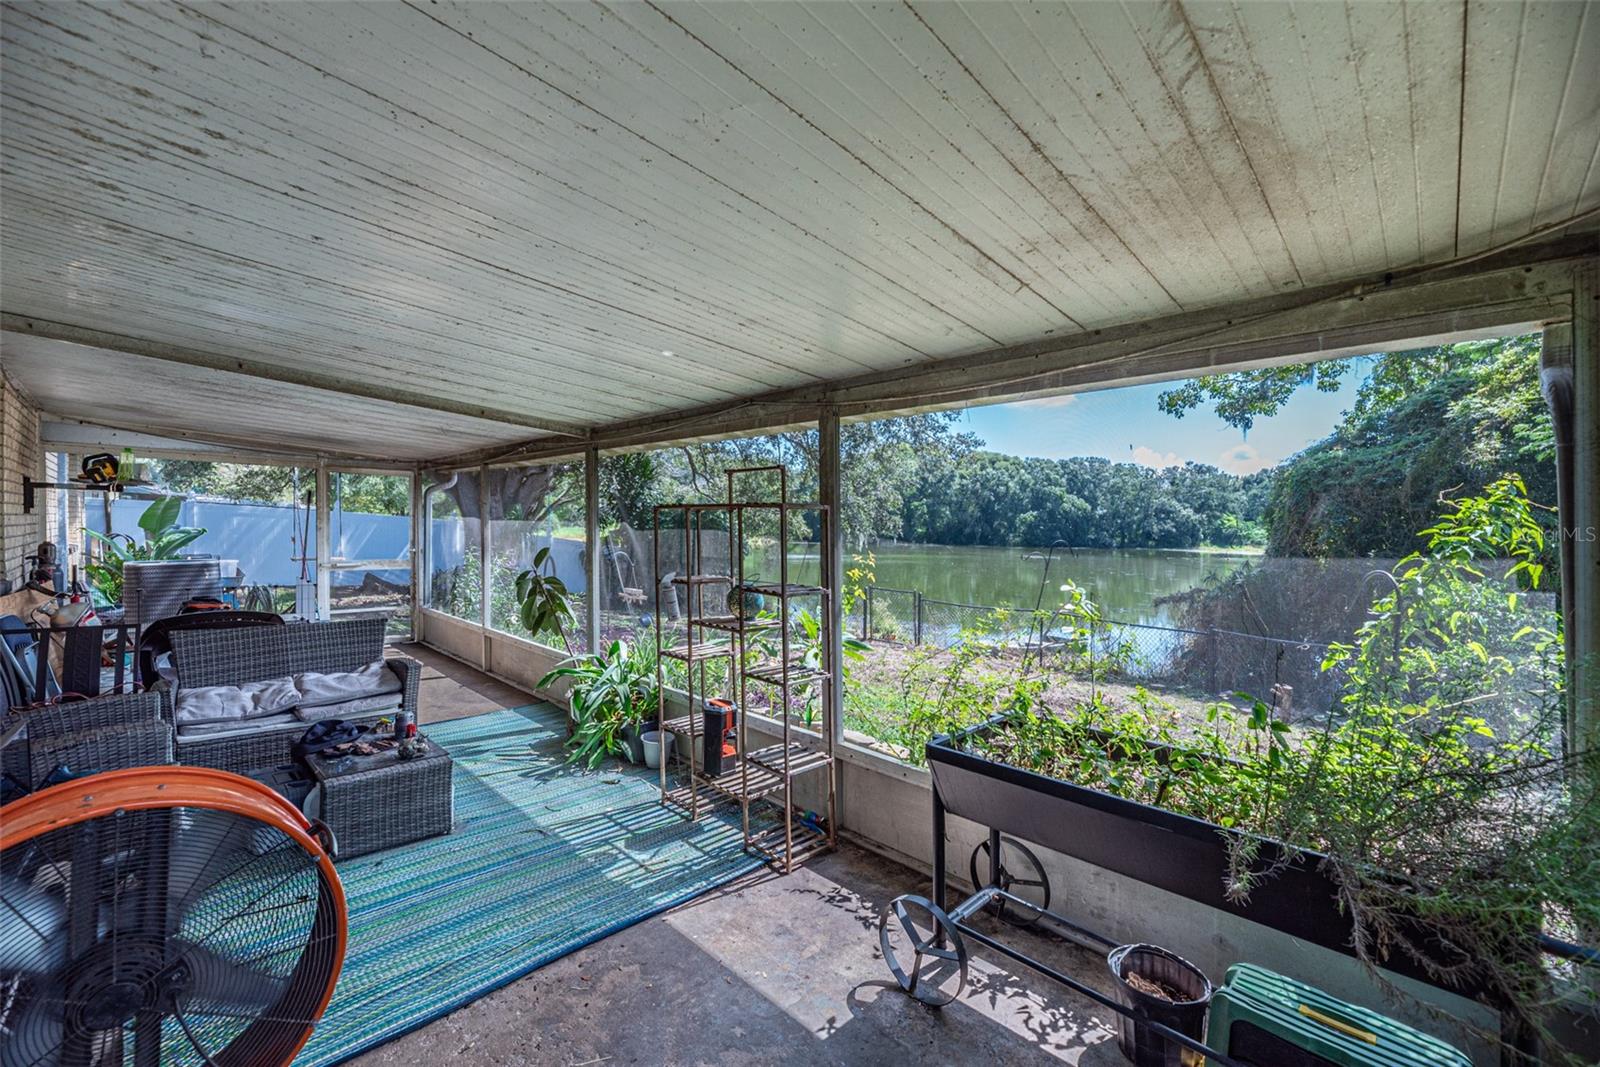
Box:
1129 445 1182 470
1216 443 1271 474
1011 393 1078 410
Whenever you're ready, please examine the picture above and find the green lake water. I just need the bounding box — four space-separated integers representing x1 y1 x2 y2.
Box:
773 543 1258 628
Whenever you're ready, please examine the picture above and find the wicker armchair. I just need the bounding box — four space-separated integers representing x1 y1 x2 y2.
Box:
2 691 170 795
166 617 421 775
27 721 173 789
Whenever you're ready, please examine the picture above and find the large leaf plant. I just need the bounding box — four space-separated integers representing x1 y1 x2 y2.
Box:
514 546 576 652
83 495 206 606
538 639 659 768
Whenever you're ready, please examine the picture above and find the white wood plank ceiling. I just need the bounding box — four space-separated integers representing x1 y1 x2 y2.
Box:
2 1 1597 460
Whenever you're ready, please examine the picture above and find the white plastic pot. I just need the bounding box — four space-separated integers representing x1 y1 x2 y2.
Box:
642 730 673 769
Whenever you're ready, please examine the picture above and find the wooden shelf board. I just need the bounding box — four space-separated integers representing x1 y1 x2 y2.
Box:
743 582 827 598
699 762 784 802
744 660 828 686
746 742 833 777
660 641 734 663
747 820 833 868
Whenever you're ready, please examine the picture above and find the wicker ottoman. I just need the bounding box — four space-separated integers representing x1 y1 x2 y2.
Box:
304 739 454 859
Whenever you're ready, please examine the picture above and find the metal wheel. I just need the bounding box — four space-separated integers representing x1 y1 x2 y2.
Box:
970 837 1051 926
878 894 968 1007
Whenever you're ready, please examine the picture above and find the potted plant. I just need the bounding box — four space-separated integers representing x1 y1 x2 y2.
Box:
537 638 659 768
83 495 206 606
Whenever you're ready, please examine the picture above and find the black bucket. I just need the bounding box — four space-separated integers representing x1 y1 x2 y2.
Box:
621 717 658 765
1107 943 1212 1067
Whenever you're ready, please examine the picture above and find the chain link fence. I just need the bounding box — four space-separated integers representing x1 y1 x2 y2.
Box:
848 585 1346 720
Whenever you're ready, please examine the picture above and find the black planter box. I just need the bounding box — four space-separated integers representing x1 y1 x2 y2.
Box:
927 714 1451 992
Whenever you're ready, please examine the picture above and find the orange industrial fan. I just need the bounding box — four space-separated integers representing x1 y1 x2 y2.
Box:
0 767 347 1066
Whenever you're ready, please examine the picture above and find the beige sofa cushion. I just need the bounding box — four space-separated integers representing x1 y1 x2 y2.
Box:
294 661 403 710
174 676 299 725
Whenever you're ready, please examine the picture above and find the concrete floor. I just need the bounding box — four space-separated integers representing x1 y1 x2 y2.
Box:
398 642 534 726
349 844 1129 1067
350 644 1129 1066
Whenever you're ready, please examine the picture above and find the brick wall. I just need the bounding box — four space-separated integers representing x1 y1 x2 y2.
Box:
64 451 85 569
0 371 45 587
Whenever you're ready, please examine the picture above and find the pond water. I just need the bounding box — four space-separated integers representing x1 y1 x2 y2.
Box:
772 543 1258 628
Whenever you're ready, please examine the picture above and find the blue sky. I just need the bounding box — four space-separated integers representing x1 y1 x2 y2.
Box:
960 363 1371 475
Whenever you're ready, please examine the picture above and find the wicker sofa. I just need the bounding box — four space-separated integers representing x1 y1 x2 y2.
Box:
165 617 420 775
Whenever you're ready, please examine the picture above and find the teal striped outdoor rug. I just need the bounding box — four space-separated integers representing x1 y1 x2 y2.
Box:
294 704 762 1065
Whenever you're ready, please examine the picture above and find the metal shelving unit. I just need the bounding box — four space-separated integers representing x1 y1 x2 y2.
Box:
651 500 735 821
650 464 838 874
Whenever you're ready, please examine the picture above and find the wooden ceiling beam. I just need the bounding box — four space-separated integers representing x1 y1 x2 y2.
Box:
40 416 409 467
0 314 588 438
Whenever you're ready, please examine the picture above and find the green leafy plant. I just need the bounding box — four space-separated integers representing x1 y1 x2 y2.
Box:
741 606 868 727
931 477 1593 1061
1232 476 1590 1054
515 546 577 651
537 638 659 768
796 607 869 727
844 551 876 615
891 611 1044 760
83 495 206 605
972 688 1291 832
1045 580 1137 682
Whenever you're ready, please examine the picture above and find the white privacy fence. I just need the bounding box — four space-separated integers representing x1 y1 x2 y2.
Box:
87 498 588 595
89 498 412 589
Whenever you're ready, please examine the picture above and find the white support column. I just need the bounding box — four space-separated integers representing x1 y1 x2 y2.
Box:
819 407 844 745
478 465 491 667
585 446 601 653
1571 259 1599 758
409 467 422 641
314 461 331 620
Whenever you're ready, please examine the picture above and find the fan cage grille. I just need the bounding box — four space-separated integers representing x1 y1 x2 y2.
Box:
2 793 341 1067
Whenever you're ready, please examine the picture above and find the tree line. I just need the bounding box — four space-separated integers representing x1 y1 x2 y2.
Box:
875 333 1554 559
895 453 1271 550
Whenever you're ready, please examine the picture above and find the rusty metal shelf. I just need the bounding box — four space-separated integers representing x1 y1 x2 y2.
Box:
660 639 734 663
660 714 696 735
747 820 832 869
744 659 827 686
697 615 781 633
699 761 784 802
742 582 827 598
669 574 734 586
717 501 825 512
746 742 833 778
662 782 731 816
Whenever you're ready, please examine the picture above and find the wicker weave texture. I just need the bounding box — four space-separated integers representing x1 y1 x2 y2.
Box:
2 692 167 792
310 747 454 859
2 742 28 789
27 722 173 788
392 655 421 717
164 620 420 775
176 706 383 774
173 658 421 775
171 617 387 688
24 692 167 747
